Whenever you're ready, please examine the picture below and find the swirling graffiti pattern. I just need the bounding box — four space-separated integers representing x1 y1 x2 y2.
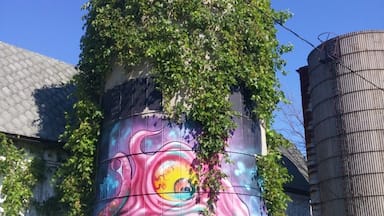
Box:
96 117 268 216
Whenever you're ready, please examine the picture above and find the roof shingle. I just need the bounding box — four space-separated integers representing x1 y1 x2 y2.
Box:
0 41 78 141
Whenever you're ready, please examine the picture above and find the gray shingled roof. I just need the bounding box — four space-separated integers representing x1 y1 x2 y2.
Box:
0 41 78 141
280 145 309 194
280 145 308 181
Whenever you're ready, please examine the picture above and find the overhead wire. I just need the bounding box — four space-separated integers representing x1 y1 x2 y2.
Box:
264 8 384 93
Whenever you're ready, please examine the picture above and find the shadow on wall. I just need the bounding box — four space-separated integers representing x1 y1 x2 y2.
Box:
33 83 76 142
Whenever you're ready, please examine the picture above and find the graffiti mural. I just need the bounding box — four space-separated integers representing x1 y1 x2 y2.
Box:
95 115 267 216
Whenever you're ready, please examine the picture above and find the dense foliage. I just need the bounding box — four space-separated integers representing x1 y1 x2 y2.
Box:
55 101 102 216
257 130 293 216
0 133 39 215
56 0 292 215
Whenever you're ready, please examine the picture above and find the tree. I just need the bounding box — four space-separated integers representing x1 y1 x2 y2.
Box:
275 95 306 156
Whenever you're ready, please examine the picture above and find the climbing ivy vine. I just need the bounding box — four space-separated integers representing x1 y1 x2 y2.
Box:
57 0 292 215
0 133 39 215
55 101 102 216
257 130 293 216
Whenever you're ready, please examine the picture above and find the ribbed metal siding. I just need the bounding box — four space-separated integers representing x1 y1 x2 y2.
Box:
307 31 384 216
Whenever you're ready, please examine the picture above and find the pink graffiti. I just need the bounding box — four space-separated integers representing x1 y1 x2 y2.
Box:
98 129 250 215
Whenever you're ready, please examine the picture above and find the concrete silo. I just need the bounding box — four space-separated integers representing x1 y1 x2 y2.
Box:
93 64 268 215
299 30 384 216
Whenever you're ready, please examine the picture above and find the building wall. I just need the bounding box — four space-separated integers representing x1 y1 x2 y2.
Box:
0 138 63 216
286 192 311 216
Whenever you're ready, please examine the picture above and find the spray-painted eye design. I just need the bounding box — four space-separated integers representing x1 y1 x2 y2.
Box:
174 178 194 194
153 159 196 201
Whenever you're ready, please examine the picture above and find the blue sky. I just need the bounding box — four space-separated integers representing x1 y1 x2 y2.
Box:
272 0 384 150
1 0 384 151
273 0 384 102
0 0 86 64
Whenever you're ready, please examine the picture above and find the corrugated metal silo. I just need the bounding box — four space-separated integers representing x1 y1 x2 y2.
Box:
304 30 384 216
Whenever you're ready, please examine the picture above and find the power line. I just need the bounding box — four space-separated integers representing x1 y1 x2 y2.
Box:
265 9 384 93
274 20 318 49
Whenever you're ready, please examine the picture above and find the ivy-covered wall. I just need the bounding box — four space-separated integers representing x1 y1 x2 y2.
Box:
0 133 64 216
